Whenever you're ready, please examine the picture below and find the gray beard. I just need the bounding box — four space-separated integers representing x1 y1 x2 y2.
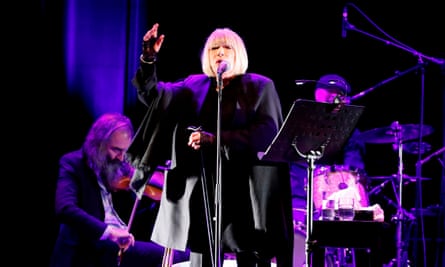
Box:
100 160 129 191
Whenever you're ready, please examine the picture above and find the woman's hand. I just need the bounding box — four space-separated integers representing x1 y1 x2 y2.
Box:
142 23 165 60
188 131 215 150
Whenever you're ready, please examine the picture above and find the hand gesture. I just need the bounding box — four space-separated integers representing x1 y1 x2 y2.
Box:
188 130 215 150
142 23 165 60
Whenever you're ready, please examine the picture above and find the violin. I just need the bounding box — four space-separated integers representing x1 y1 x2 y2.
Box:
113 167 165 265
112 169 164 201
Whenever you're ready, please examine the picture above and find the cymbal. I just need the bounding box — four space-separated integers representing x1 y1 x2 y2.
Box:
359 122 434 144
403 141 432 155
368 174 431 181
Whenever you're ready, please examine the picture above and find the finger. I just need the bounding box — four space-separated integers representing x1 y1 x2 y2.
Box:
189 132 198 141
192 142 201 150
153 35 165 51
147 23 159 39
188 136 194 146
152 23 159 37
143 29 153 41
143 25 157 41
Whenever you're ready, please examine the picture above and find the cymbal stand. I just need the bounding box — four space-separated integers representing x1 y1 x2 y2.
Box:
390 121 412 267
344 4 445 266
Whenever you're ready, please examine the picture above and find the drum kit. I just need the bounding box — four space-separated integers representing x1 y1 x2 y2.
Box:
360 122 434 267
292 121 434 267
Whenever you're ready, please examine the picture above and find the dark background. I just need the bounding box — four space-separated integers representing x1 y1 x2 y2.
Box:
18 0 444 266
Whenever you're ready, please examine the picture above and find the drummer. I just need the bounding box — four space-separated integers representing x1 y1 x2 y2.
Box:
290 73 367 212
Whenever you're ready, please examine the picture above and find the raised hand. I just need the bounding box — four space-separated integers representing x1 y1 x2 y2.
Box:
141 23 165 61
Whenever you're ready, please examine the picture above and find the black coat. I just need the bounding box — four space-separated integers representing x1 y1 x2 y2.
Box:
127 64 294 267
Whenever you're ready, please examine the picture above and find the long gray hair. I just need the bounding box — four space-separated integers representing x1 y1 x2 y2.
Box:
83 113 134 182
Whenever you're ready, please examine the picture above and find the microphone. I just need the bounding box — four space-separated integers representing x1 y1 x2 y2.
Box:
217 60 230 75
341 6 348 38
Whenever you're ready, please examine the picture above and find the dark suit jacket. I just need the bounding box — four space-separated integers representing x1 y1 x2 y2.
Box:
49 149 167 267
50 149 111 267
127 64 294 267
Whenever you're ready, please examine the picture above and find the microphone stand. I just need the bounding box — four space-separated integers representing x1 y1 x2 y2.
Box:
343 9 444 66
187 126 216 267
344 7 444 266
213 73 223 267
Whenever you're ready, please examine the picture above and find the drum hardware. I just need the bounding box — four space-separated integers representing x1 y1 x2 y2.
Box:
368 174 430 201
338 12 442 264
358 123 433 144
368 174 431 181
379 192 416 221
368 179 392 196
389 122 412 267
335 247 355 267
418 145 445 166
410 204 441 218
402 141 431 155
411 147 445 267
368 178 415 221
364 121 421 267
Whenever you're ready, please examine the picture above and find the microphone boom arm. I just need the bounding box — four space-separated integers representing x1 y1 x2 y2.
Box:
344 4 444 65
350 63 425 101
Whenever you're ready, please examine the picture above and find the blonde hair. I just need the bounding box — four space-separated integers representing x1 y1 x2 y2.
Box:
201 28 248 77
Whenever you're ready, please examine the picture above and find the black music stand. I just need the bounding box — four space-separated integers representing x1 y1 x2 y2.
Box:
261 99 364 267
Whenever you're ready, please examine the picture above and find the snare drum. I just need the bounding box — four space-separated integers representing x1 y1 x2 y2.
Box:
313 165 369 210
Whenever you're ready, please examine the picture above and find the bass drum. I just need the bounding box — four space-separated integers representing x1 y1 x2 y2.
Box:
312 165 369 210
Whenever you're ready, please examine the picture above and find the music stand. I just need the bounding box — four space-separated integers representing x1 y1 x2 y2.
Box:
261 99 364 266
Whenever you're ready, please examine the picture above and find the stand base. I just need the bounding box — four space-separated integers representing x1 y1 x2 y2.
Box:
384 258 412 267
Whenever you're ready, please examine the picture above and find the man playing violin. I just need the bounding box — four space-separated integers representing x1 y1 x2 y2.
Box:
50 112 187 267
